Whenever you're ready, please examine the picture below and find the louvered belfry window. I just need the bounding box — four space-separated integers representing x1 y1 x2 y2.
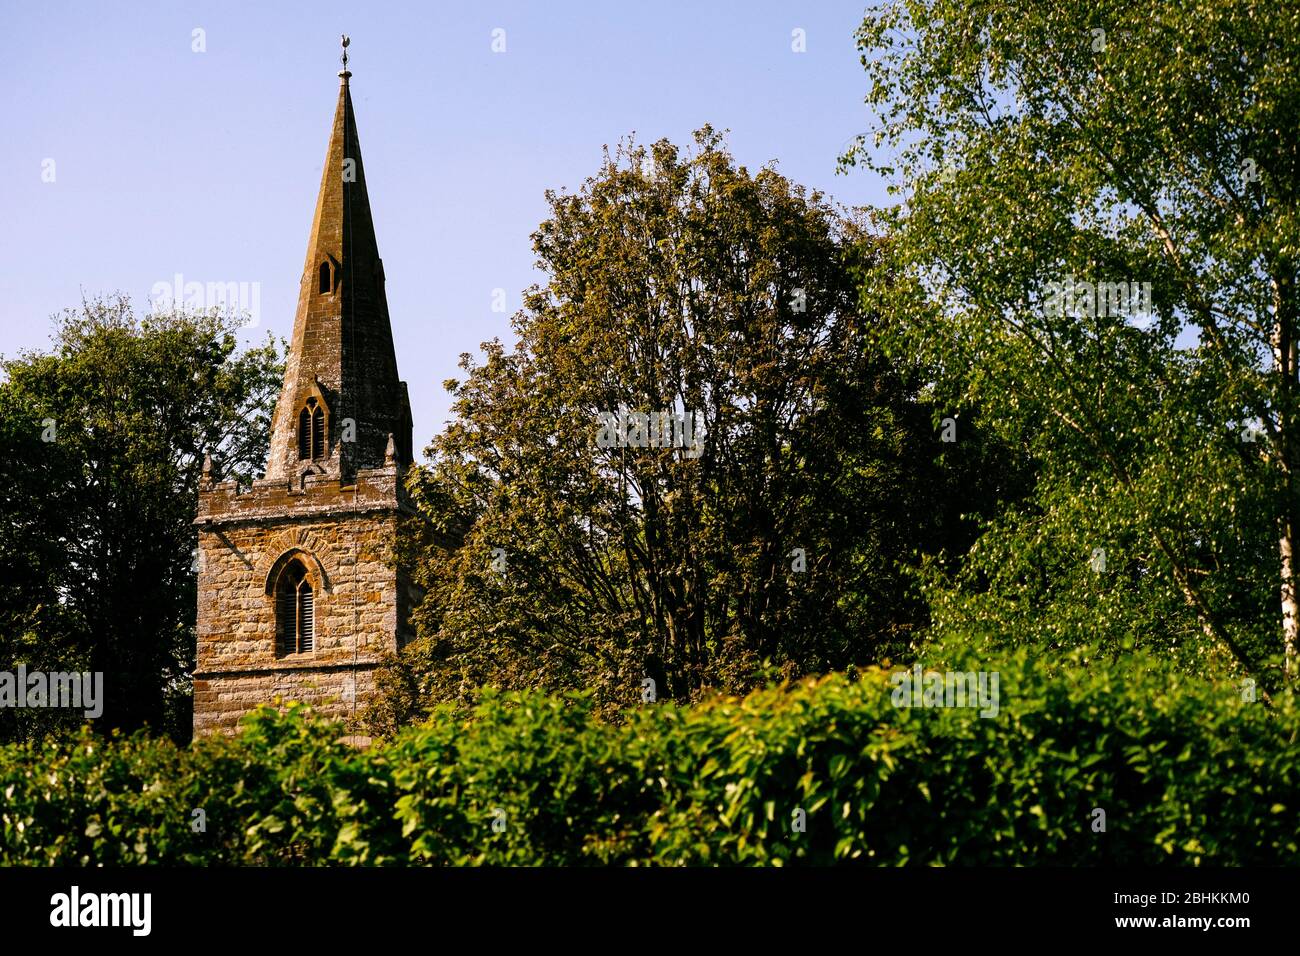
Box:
311 404 325 458
276 560 315 655
297 398 326 461
298 583 314 652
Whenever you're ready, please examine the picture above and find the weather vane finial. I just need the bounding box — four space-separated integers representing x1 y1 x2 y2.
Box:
340 34 351 74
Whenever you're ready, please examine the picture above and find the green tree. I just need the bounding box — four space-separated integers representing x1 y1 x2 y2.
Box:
0 295 281 738
0 389 82 740
844 0 1298 689
377 129 1019 725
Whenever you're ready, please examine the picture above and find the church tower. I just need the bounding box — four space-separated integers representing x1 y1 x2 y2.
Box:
193 49 415 735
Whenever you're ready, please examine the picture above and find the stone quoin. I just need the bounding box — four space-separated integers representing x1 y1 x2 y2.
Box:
193 47 418 736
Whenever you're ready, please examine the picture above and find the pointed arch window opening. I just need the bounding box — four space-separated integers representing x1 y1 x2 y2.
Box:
297 397 327 461
319 260 333 295
275 560 315 656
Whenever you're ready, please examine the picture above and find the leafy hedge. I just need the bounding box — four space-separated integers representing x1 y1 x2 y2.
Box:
1 649 1296 865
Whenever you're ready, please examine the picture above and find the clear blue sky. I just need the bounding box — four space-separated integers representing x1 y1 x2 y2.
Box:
0 0 886 450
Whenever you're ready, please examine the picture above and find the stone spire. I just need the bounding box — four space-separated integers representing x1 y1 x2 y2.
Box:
264 48 412 482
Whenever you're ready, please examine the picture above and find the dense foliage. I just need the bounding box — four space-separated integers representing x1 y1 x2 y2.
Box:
0 296 281 740
2 649 1294 865
844 0 1300 693
390 128 1022 722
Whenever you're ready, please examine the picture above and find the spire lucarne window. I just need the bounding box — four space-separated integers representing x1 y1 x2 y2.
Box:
297 397 325 460
275 560 315 655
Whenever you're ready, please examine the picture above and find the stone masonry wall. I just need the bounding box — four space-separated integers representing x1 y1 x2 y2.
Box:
193 667 377 737
193 465 412 736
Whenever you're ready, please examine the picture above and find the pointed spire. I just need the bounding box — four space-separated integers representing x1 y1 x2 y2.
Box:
263 44 411 483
